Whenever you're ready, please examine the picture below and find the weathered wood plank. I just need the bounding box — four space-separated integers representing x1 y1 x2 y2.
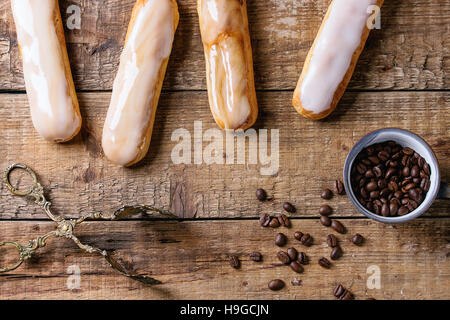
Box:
0 0 448 91
0 219 448 299
0 91 448 219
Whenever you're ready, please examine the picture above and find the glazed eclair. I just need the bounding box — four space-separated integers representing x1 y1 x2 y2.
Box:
11 0 82 142
197 0 258 130
293 0 384 120
102 0 179 166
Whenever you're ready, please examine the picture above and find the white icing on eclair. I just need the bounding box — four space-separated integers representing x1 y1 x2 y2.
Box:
11 0 81 142
199 0 255 129
102 0 177 166
300 0 377 114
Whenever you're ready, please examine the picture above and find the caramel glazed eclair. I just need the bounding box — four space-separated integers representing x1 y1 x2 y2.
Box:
293 0 384 120
102 0 179 166
11 0 82 142
197 0 258 130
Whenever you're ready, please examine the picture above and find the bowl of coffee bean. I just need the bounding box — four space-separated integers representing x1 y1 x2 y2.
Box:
343 128 448 223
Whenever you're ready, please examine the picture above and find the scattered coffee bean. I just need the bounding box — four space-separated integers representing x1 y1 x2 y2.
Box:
275 233 287 247
318 257 331 269
351 141 431 217
259 213 271 227
334 284 345 298
300 233 313 246
229 255 240 269
319 205 332 216
269 217 280 228
277 251 291 264
330 246 343 260
287 247 298 261
327 234 338 247
293 231 303 241
290 261 304 273
340 290 354 300
278 214 290 228
256 188 267 201
268 279 285 291
283 202 296 213
249 252 262 262
334 179 345 195
320 215 331 227
297 252 308 265
351 233 364 245
331 220 346 234
321 188 333 200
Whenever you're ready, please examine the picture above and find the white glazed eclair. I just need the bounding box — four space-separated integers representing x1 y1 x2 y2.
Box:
197 0 258 130
102 0 179 166
293 0 384 120
11 0 82 142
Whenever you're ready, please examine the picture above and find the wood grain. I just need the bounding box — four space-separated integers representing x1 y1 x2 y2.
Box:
0 0 448 91
0 219 448 300
0 91 448 220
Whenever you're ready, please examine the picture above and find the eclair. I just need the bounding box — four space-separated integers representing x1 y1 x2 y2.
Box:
293 0 384 120
197 0 258 130
11 0 82 142
102 0 179 166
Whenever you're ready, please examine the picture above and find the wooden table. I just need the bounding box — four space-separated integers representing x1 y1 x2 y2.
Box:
0 0 448 300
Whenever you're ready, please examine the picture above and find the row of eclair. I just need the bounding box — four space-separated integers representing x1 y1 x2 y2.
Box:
11 0 383 166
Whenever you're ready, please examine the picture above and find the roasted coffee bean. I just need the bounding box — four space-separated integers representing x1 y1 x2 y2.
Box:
365 181 378 192
334 284 345 298
389 201 399 216
423 163 431 175
300 233 313 246
351 233 364 245
385 167 396 180
327 234 338 247
275 233 287 247
278 214 290 228
373 166 383 178
287 247 298 261
269 217 280 228
402 166 410 177
297 252 308 265
283 202 296 213
378 150 390 161
290 261 304 273
229 255 240 269
318 257 331 269
331 220 346 234
277 251 291 264
402 147 414 155
334 179 345 194
259 213 271 227
370 190 380 199
268 279 285 291
381 203 390 217
330 246 343 260
378 179 387 189
294 231 303 241
319 205 332 216
340 290 354 300
321 188 333 200
249 252 262 262
256 188 267 201
398 206 409 216
320 215 331 227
